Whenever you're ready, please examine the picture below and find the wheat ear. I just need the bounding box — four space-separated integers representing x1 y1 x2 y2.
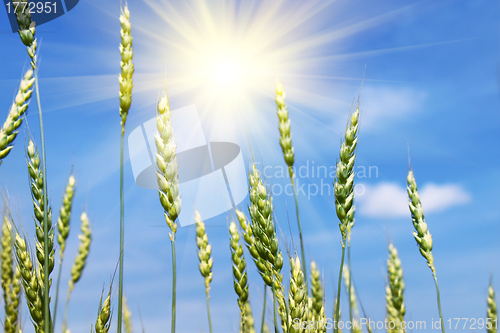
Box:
342 265 361 333
117 4 134 333
155 86 181 333
275 81 307 287
488 283 498 333
406 168 445 332
12 0 37 68
242 301 256 333
27 140 55 276
288 256 307 333
247 164 286 333
1 216 22 333
229 220 252 332
57 175 76 259
62 212 91 333
195 212 213 333
27 139 54 333
123 296 133 333
306 261 326 333
93 288 112 333
235 210 265 333
310 261 323 319
119 4 134 128
386 243 405 333
14 234 46 332
53 174 76 326
333 101 359 333
0 68 34 165
69 212 91 290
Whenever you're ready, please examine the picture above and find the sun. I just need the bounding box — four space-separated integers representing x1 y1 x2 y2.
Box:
213 60 240 86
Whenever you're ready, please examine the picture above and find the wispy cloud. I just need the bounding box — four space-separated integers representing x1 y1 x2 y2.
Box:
360 86 427 131
357 182 471 218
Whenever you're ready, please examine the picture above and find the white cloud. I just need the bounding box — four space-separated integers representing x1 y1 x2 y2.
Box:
356 182 471 218
360 86 427 131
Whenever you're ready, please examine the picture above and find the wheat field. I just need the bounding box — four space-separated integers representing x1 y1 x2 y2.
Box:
0 0 499 332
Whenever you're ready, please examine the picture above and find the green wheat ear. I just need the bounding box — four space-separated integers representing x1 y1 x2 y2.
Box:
406 167 445 333
288 256 307 333
195 211 213 333
1 216 21 333
93 287 112 333
487 283 498 333
0 68 34 165
386 243 406 333
13 0 37 68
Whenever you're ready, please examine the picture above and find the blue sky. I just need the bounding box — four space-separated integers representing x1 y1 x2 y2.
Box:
1 0 499 332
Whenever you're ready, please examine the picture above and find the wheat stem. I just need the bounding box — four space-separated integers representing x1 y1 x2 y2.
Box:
432 273 445 333
334 241 345 333
260 285 267 333
171 237 177 333
118 128 125 333
272 284 278 333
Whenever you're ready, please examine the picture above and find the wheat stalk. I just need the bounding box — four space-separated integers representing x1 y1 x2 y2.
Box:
13 4 51 331
155 86 181 333
488 283 498 333
1 216 22 333
0 68 34 165
275 81 307 287
195 211 213 333
117 4 134 333
386 243 406 333
333 101 359 333
406 168 445 332
93 288 112 333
